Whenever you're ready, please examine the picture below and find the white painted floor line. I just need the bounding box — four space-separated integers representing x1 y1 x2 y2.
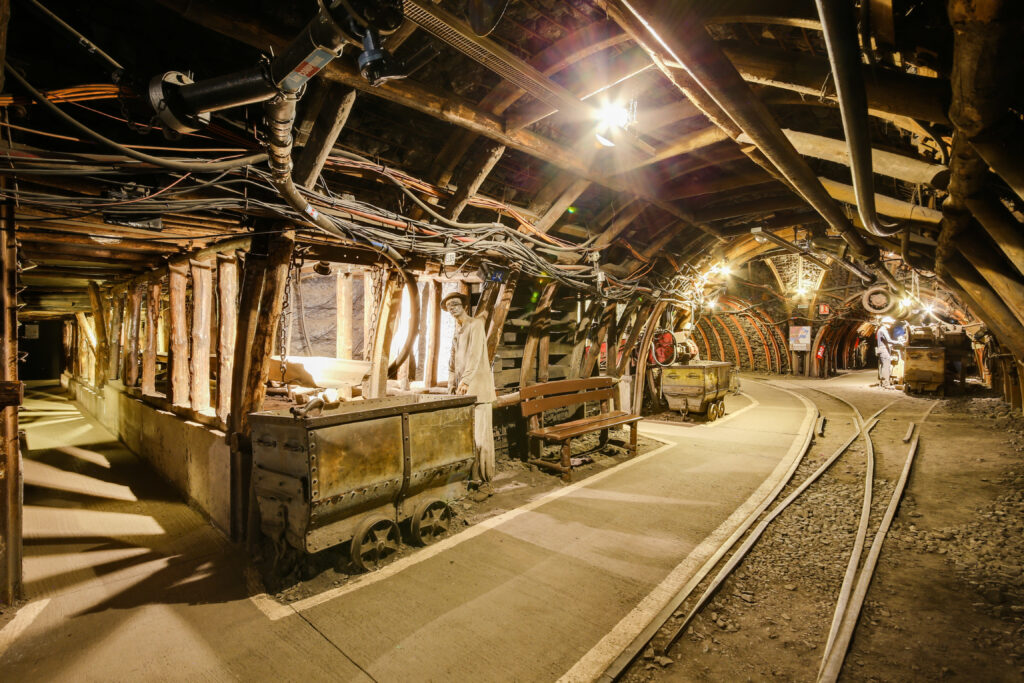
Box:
256 384 778 620
559 381 816 682
0 599 50 659
244 567 296 621
276 438 680 618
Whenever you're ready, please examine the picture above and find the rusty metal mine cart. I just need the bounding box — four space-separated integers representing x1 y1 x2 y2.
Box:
660 360 734 421
250 394 476 571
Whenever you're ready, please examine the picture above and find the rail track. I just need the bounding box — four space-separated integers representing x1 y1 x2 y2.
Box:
604 381 939 682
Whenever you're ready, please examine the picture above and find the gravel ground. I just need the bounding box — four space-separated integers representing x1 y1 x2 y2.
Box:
623 388 1024 682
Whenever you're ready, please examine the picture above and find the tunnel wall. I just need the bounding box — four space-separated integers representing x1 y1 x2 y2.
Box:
65 375 231 535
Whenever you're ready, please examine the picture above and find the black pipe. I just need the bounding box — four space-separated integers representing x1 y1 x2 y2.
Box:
814 0 902 238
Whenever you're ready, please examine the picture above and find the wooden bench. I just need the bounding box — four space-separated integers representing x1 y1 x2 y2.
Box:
520 377 642 482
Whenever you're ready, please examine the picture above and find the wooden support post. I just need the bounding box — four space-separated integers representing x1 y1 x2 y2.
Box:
190 260 213 413
581 302 618 378
519 281 557 388
365 272 402 399
142 279 161 395
125 285 143 388
293 87 357 188
107 291 123 382
363 269 375 360
167 264 189 406
475 278 501 325
227 242 267 540
240 233 295 427
1 195 22 605
567 298 597 379
631 301 669 413
424 279 441 388
217 254 237 424
87 282 109 387
444 141 506 220
486 268 519 362
336 270 353 359
613 302 653 377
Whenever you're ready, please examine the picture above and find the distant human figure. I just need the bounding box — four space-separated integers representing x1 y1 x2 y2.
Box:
876 316 904 389
442 291 496 490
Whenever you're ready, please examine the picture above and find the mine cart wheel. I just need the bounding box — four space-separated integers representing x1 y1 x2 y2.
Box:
715 399 726 418
350 515 402 572
410 499 453 546
705 402 717 422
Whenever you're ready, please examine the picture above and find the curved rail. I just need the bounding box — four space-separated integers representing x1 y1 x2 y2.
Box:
604 382 930 681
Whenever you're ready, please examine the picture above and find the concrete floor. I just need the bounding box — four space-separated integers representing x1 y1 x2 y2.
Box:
1 380 812 682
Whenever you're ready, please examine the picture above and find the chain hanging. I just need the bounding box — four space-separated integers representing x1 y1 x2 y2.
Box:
278 257 294 380
365 265 386 361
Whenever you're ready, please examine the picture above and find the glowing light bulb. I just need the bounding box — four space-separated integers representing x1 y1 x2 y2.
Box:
597 102 630 129
901 296 913 307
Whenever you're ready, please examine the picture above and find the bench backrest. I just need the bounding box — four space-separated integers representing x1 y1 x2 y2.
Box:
520 377 616 418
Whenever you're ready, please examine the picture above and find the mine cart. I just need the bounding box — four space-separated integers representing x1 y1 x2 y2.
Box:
904 345 945 394
249 394 476 571
660 360 734 421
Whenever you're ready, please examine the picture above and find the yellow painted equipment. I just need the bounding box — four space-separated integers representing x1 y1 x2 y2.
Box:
904 345 945 394
660 360 734 420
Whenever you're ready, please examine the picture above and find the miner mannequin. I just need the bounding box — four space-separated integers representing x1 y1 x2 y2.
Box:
442 291 496 493
876 316 903 389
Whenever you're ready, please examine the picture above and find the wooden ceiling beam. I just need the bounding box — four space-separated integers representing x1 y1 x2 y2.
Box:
505 46 655 130
693 195 806 223
15 230 182 253
663 168 775 201
612 125 730 175
294 86 357 188
703 0 820 29
533 177 592 233
444 141 507 221
737 128 950 187
719 42 950 124
20 242 163 263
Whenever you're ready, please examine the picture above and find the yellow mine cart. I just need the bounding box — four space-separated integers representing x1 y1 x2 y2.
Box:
904 345 945 395
661 360 734 421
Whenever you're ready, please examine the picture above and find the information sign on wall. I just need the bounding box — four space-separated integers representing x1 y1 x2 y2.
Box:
789 325 811 351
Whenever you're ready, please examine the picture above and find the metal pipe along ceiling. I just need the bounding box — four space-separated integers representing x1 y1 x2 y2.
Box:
813 0 903 237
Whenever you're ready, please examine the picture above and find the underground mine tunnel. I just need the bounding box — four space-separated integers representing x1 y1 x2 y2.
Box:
1 1 1023 680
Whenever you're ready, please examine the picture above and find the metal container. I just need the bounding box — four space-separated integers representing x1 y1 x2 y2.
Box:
250 394 475 554
661 360 733 417
904 345 945 394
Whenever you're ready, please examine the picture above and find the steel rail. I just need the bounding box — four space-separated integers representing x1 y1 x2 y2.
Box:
604 384 899 681
810 389 895 669
817 399 939 681
599 379 818 681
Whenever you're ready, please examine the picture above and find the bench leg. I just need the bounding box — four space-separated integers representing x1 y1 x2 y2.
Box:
629 423 638 458
529 436 542 462
599 427 609 449
561 441 573 483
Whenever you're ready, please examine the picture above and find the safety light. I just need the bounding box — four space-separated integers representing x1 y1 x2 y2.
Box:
597 102 630 129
